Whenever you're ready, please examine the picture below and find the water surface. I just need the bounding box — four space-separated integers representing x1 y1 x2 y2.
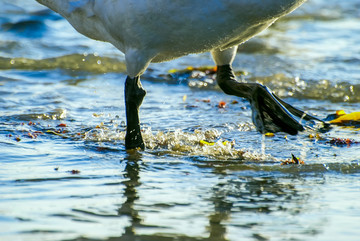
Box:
0 1 360 241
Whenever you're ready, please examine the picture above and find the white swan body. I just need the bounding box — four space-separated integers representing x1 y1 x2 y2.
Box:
36 0 315 150
36 0 306 77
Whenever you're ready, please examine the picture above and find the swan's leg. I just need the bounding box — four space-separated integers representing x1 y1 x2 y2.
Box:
211 47 324 134
123 48 154 150
124 75 146 150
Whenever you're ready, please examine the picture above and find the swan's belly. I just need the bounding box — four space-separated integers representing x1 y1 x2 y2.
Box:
93 0 304 61
150 20 274 63
39 0 306 62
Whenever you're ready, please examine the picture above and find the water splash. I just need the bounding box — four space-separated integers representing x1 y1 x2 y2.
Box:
81 124 277 161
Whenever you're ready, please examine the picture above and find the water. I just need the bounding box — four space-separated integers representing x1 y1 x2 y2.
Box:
0 1 360 240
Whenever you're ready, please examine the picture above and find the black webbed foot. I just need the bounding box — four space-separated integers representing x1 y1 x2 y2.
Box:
250 84 303 134
216 65 330 134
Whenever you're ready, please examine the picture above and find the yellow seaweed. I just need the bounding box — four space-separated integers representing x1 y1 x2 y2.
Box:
329 112 360 124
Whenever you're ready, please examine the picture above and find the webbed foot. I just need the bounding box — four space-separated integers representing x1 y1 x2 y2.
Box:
216 65 330 134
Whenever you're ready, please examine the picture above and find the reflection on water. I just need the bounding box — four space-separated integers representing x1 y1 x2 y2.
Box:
60 152 323 241
1 0 360 240
119 152 142 239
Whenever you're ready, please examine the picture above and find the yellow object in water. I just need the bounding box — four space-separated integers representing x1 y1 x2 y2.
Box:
336 110 346 116
329 111 360 124
200 140 229 146
183 94 187 102
265 132 275 137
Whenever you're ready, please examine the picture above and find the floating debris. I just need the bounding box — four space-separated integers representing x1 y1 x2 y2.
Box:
324 110 346 121
95 122 105 128
328 138 359 147
185 105 198 109
93 113 103 118
281 154 304 165
325 110 360 127
199 140 231 146
67 170 81 175
265 132 275 137
195 99 211 103
308 132 359 147
308 133 322 140
218 101 226 109
27 132 37 139
46 130 66 136
28 121 36 126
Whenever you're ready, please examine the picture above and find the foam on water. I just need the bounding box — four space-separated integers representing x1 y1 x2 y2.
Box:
82 124 274 162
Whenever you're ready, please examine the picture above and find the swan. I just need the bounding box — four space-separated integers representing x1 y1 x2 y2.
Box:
36 0 324 150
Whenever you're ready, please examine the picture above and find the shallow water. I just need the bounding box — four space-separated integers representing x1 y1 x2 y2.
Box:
0 1 360 240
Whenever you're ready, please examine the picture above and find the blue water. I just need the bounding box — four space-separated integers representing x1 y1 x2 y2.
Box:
0 1 360 240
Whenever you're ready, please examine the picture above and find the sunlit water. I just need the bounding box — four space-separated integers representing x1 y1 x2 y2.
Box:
0 1 360 241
